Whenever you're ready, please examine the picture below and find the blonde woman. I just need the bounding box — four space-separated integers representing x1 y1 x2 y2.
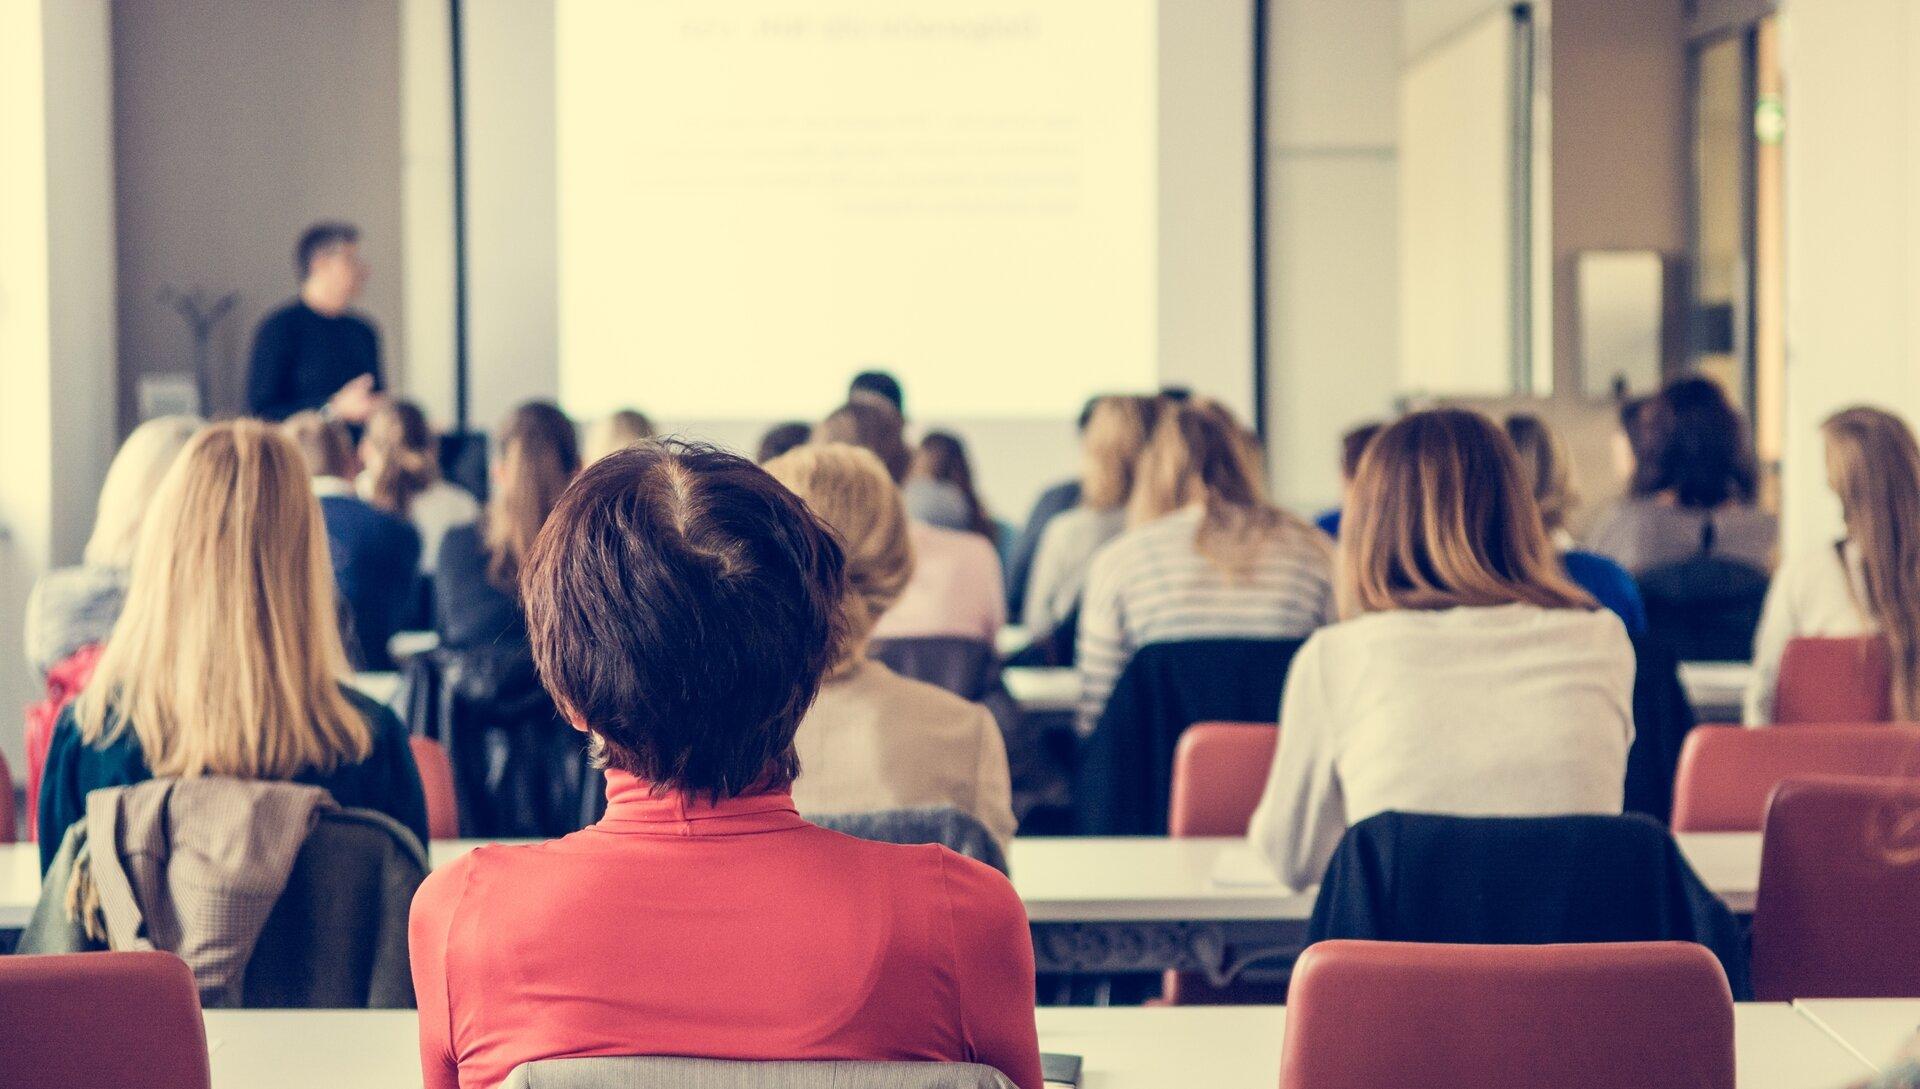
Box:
1504 414 1648 634
36 421 429 871
582 408 656 465
23 415 202 677
1248 409 1633 889
1075 401 1334 733
1745 407 1920 723
1022 395 1160 640
357 399 479 570
765 444 1017 846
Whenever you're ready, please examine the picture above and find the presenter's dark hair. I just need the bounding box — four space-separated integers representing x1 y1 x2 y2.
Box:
849 370 905 416
295 222 359 279
522 441 847 800
1629 376 1759 508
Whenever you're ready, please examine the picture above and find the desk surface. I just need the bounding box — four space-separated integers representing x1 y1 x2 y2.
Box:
198 1004 1868 1089
1797 999 1920 1074
0 832 1763 930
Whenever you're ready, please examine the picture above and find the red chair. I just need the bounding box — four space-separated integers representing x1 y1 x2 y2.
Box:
0 747 15 843
409 736 460 841
1167 721 1278 837
1670 724 1920 832
1281 940 1734 1089
1775 636 1894 724
0 951 210 1089
1751 775 1920 999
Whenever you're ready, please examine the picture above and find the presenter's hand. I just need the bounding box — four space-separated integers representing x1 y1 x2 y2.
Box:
328 374 381 424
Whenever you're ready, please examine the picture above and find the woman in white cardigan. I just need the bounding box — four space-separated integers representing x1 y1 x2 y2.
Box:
1249 409 1636 891
1744 407 1920 724
764 442 1018 847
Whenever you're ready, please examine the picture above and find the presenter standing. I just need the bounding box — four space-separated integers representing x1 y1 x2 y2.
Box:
246 222 385 422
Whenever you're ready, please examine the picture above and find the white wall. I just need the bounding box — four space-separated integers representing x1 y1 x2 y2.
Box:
0 0 118 765
1778 0 1920 547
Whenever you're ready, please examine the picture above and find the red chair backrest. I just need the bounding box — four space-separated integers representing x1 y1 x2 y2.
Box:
409 736 460 841
1670 724 1920 832
1751 775 1920 999
1167 722 1278 837
1776 636 1894 724
0 951 210 1089
1281 940 1734 1089
23 642 104 841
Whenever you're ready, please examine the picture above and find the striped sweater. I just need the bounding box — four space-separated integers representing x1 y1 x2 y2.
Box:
1074 506 1335 733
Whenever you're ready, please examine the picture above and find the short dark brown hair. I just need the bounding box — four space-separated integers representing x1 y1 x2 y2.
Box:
522 441 847 800
1340 421 1385 481
280 410 357 479
816 400 911 484
295 222 358 280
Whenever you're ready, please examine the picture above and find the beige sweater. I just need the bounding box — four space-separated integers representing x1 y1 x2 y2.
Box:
791 659 1017 847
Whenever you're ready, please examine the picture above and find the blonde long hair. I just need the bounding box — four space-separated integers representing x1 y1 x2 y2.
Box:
486 402 581 592
82 416 204 568
1823 407 1920 720
764 443 913 669
1128 401 1323 579
1340 409 1595 617
1080 395 1159 510
360 400 441 516
74 421 370 778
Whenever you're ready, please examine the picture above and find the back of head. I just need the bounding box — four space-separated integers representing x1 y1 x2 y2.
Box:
360 400 440 516
764 443 913 666
522 441 847 800
583 409 656 465
76 420 368 778
281 411 358 481
911 431 993 537
849 370 905 416
1824 406 1920 719
1503 413 1577 535
486 402 582 592
1080 395 1160 510
1129 401 1311 578
1341 408 1594 617
1340 422 1384 483
1632 377 1759 509
756 421 813 463
84 415 205 569
816 400 911 484
296 222 358 282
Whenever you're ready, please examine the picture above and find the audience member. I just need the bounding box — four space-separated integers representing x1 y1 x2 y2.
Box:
582 408 656 464
1505 413 1649 634
1076 401 1334 733
409 441 1041 1089
1003 396 1101 613
1586 376 1776 574
284 411 422 670
24 415 202 678
1248 409 1633 890
848 369 906 417
434 402 580 652
820 400 1007 642
357 400 478 571
1314 421 1383 538
904 430 998 543
37 421 429 871
756 420 812 463
766 443 1017 846
1746 407 1920 723
1022 395 1159 639
247 222 384 422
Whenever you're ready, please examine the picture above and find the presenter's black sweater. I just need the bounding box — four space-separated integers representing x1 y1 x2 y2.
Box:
246 299 383 420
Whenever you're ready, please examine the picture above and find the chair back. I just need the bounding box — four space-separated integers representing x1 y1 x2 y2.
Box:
1280 940 1734 1089
1168 722 1278 837
1751 775 1920 999
0 951 211 1089
1638 554 1769 663
868 637 1000 701
806 807 1007 874
1775 635 1895 724
1670 724 1920 831
409 736 460 840
505 1057 1017 1089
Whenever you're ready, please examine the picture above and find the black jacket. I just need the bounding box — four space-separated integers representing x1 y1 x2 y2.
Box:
1306 811 1752 999
1075 638 1304 835
1623 631 1698 824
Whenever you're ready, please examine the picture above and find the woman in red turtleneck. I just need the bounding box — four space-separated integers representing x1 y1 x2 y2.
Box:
408 441 1042 1089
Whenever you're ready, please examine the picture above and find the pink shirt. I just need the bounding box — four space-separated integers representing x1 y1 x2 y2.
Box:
872 522 1006 642
410 771 1042 1089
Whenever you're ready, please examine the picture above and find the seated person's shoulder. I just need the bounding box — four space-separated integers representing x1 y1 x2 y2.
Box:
932 847 1027 932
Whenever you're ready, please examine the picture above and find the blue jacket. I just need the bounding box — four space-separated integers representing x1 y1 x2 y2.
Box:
319 492 422 670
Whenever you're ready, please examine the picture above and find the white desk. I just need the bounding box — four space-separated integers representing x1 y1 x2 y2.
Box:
1682 661 1756 723
198 1004 1868 1089
0 833 1764 932
1004 666 1077 714
1796 999 1920 1074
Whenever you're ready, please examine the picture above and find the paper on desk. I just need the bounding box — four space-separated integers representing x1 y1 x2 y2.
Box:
1209 842 1290 889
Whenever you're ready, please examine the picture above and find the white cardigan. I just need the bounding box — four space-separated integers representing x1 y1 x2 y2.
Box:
1248 603 1636 890
1743 543 1872 724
